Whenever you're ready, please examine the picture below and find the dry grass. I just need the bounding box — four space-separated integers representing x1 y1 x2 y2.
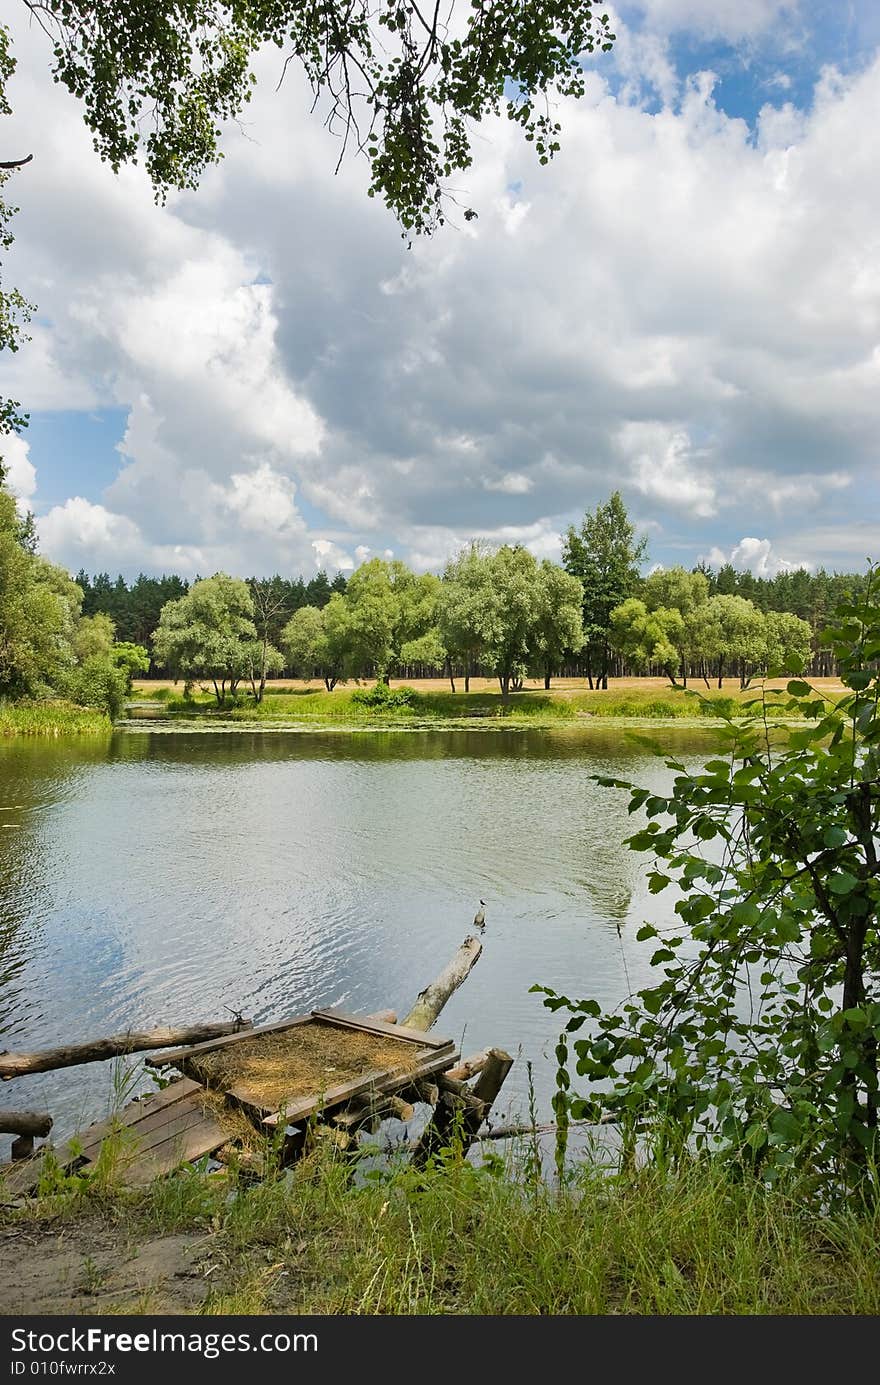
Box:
133 675 848 698
187 1022 421 1110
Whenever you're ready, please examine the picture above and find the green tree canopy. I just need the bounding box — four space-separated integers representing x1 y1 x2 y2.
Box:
0 486 81 696
609 597 682 682
282 602 346 691
530 559 584 688
437 542 492 690
563 491 647 688
153 572 259 704
762 609 813 679
341 558 439 681
16 2 616 236
0 26 34 438
540 571 880 1198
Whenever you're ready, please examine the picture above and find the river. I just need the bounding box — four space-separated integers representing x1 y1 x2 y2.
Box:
0 724 723 1156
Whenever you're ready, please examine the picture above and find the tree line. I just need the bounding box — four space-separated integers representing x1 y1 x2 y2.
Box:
1 474 867 715
77 569 347 653
0 474 148 716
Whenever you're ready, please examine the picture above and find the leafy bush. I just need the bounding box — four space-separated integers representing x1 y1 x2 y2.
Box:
538 570 880 1201
61 655 128 719
350 682 418 710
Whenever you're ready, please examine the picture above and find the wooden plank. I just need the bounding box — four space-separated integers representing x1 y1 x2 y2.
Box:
128 1101 220 1157
74 1079 202 1158
150 1014 313 1067
311 1008 455 1048
122 1114 229 1187
259 1042 458 1128
112 1094 219 1154
151 1008 455 1070
0 1079 202 1196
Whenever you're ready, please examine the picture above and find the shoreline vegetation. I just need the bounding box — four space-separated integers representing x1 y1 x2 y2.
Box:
2 1137 878 1314
136 674 844 726
0 700 112 738
1 677 846 737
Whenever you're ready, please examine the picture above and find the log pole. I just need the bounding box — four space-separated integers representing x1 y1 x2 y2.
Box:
0 1021 252 1079
401 936 482 1031
412 1047 513 1168
444 1051 489 1082
0 1110 53 1138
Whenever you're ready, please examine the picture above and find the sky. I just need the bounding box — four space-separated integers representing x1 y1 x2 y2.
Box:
0 0 878 581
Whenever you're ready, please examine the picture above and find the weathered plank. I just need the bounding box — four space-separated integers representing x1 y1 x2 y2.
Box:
311 1009 456 1048
120 1110 229 1186
258 1042 458 1127
150 1014 313 1068
0 1078 202 1196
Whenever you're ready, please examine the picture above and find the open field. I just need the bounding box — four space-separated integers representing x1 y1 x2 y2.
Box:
129 675 847 727
134 674 848 697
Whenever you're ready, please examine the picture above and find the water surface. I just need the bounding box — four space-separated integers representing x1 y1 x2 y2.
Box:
0 726 721 1153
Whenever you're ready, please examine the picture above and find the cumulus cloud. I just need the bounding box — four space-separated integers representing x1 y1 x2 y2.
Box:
619 423 717 518
703 536 807 577
483 472 535 495
623 0 799 42
1 434 37 515
1 8 879 578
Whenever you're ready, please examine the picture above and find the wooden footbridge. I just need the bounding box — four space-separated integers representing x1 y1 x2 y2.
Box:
0 938 514 1199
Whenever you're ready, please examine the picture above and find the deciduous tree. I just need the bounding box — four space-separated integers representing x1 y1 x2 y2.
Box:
153 573 259 705
14 3 616 237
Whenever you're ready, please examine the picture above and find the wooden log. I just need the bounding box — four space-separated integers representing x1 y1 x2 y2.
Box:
401 936 482 1031
445 1051 489 1082
334 1093 415 1132
411 1090 487 1167
0 1021 252 1079
471 1049 514 1111
412 1047 513 1168
0 1110 53 1137
476 1115 618 1142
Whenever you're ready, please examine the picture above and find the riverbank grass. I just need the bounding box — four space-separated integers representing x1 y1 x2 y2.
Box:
149 683 771 726
0 700 112 737
4 1145 878 1314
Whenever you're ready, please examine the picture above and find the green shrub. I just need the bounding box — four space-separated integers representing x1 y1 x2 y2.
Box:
350 683 417 710
61 655 128 719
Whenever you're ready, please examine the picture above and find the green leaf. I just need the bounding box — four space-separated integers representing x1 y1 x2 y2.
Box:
730 901 760 927
828 871 859 895
822 825 847 848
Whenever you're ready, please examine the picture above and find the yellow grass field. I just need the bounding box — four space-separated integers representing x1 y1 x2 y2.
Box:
132 674 847 699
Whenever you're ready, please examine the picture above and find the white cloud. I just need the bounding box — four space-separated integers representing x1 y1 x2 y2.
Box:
38 496 208 574
483 471 534 495
625 0 799 42
219 462 305 537
311 538 354 571
1 434 36 515
621 423 717 518
2 9 879 578
703 535 807 576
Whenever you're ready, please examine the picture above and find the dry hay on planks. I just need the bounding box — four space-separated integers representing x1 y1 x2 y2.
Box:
186 1022 421 1110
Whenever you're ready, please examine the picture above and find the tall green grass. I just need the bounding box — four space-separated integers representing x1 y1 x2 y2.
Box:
158 684 761 725
0 700 112 737
10 1143 879 1314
